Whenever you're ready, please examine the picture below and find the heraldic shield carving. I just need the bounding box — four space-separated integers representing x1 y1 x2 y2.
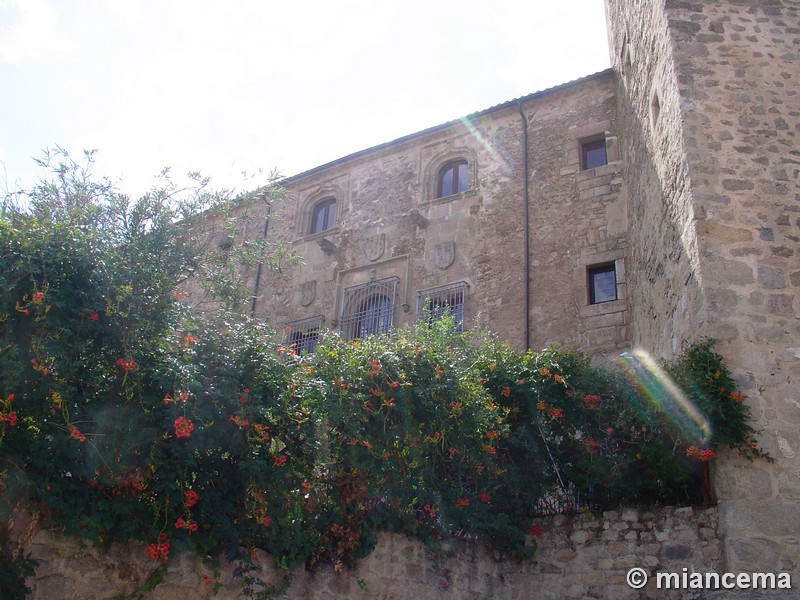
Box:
366 233 386 262
434 241 456 269
300 280 317 307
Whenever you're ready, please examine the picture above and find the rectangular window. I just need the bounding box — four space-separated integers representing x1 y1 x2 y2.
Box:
340 277 399 341
416 281 468 331
581 137 608 170
588 264 617 304
284 316 324 355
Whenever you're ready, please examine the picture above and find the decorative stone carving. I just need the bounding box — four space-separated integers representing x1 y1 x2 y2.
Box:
366 233 385 262
299 280 316 307
433 241 456 270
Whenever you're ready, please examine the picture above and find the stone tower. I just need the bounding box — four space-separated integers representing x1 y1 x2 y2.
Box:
606 0 800 575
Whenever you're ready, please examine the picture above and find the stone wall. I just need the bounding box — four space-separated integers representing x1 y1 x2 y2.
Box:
22 506 722 599
606 0 800 580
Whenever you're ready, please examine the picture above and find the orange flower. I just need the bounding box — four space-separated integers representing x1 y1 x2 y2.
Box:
729 391 744 403
553 374 564 384
584 438 599 454
273 455 287 467
501 386 511 398
69 425 86 442
455 497 470 509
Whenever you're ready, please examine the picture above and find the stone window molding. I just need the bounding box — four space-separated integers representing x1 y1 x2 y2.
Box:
422 147 478 205
576 252 627 317
296 185 344 241
568 121 620 174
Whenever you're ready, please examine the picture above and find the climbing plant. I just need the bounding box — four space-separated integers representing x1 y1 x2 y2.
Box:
0 150 771 594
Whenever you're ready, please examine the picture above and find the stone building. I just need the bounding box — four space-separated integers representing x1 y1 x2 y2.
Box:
235 0 798 583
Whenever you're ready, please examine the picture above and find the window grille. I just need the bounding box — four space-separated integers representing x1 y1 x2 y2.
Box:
340 277 399 340
416 281 468 330
284 315 325 355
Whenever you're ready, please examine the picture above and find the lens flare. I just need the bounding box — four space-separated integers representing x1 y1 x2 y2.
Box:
616 349 711 446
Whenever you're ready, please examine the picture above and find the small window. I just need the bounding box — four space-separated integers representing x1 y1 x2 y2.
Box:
310 198 336 234
588 264 617 304
340 277 399 340
285 316 324 355
437 160 469 198
417 281 467 331
581 138 608 170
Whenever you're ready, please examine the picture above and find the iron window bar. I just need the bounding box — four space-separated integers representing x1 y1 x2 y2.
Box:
416 281 468 331
340 277 399 341
284 315 325 355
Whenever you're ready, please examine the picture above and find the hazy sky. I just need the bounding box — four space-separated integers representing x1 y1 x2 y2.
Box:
1 0 610 198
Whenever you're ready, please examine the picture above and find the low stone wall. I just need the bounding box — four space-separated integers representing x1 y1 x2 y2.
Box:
21 506 724 599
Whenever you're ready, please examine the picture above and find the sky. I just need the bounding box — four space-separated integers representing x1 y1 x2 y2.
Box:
0 0 610 199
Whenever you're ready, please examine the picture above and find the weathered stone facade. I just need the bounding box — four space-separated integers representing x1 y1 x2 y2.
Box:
606 0 800 581
257 70 628 355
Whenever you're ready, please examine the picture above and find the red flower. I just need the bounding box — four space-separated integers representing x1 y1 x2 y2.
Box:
501 386 511 398
548 408 564 419
0 412 18 426
88 311 100 321
478 492 491 504
69 425 86 442
146 534 170 562
486 430 499 440
31 292 44 304
260 515 271 527
273 455 287 467
529 524 543 537
174 417 194 438
116 358 137 372
730 391 744 403
584 438 599 454
229 415 250 427
184 490 199 508
455 497 470 508
582 394 601 409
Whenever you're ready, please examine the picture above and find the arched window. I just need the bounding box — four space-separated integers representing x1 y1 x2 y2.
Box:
309 197 337 234
340 277 398 340
437 159 469 198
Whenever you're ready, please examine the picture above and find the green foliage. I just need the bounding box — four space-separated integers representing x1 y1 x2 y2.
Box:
0 149 771 593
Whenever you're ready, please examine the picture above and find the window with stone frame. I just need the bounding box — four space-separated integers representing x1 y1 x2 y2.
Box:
436 159 469 198
284 315 324 355
416 281 468 331
580 136 608 170
309 197 337 234
587 263 617 304
340 277 399 341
